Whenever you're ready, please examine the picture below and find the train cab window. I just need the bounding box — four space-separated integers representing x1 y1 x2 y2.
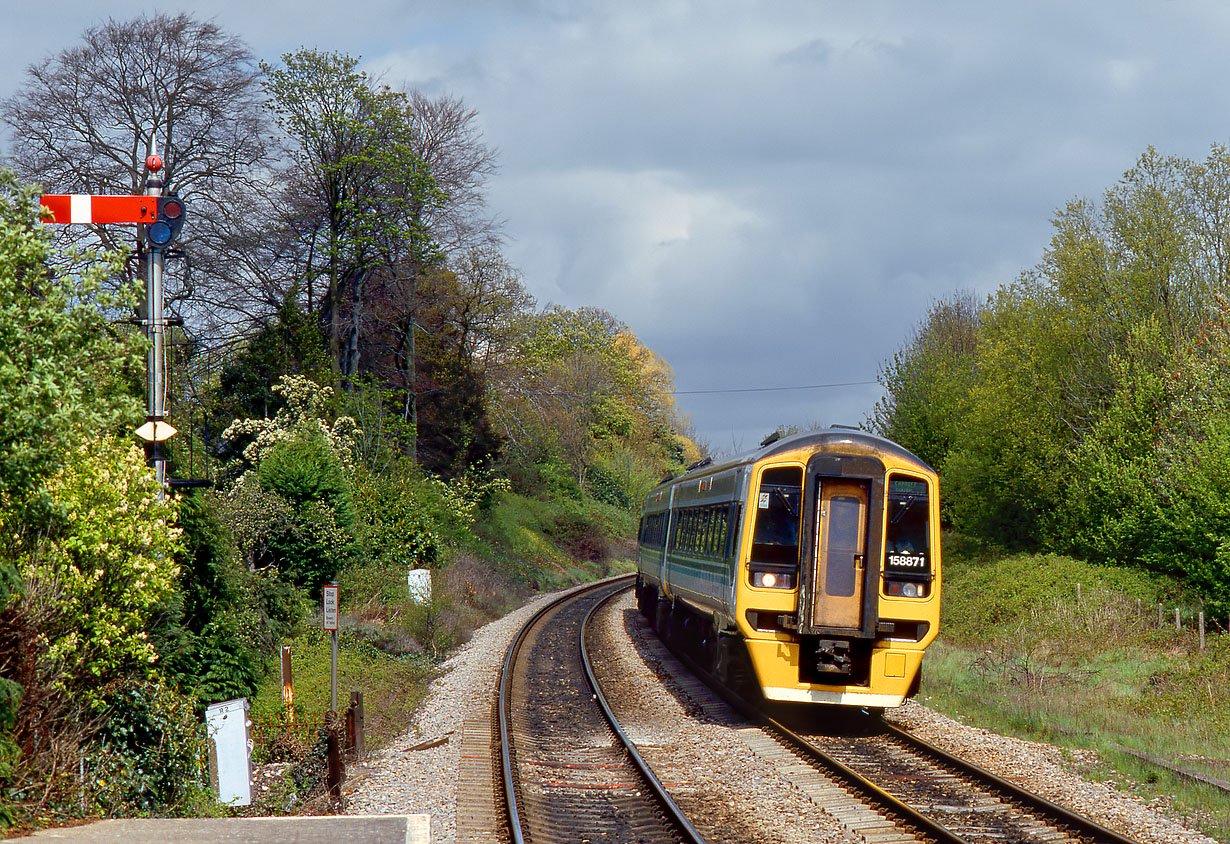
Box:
750 466 802 577
883 476 932 590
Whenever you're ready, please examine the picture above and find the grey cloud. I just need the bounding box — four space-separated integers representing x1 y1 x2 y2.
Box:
9 1 1230 453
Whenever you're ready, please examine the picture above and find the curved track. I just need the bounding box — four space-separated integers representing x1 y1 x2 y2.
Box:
498 576 708 844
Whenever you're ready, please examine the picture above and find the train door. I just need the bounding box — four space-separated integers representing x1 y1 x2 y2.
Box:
808 480 869 629
660 486 676 593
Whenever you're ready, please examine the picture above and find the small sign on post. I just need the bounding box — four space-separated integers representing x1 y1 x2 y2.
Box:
322 584 339 631
323 582 339 712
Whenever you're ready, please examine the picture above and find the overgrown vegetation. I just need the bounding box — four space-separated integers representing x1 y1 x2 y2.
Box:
0 14 696 829
921 537 1230 840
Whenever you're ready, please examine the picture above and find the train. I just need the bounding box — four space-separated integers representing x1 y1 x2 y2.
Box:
634 426 940 710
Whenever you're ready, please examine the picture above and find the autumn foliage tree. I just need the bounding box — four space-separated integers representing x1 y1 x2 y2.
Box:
489 305 693 504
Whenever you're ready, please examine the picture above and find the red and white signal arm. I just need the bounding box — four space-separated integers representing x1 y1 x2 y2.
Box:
322 584 339 631
39 194 156 224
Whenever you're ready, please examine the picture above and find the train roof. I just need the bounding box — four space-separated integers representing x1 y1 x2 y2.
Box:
653 426 931 490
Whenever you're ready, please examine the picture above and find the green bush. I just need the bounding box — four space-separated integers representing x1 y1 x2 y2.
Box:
352 464 442 572
941 544 1166 645
232 568 307 664
87 679 211 816
256 434 357 593
399 595 462 659
584 463 633 509
156 493 261 707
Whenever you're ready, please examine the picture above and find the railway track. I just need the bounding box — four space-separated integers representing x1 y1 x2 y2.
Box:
657 616 1146 844
481 578 1151 844
766 710 1145 844
497 575 708 844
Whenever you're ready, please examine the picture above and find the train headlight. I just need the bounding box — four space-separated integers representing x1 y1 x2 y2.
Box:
885 580 928 598
750 569 795 589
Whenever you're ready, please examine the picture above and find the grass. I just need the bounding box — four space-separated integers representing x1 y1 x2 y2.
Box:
249 627 434 755
920 535 1230 840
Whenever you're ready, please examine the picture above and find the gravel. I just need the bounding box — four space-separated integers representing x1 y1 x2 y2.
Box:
346 583 1219 844
587 592 862 844
343 586 574 841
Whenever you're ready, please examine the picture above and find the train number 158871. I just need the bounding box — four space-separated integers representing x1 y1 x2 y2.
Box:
887 553 928 570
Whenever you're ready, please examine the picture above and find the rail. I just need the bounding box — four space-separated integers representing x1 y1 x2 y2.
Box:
657 618 1146 844
579 585 708 844
497 574 708 844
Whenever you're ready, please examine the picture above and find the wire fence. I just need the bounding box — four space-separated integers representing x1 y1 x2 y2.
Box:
1074 581 1224 650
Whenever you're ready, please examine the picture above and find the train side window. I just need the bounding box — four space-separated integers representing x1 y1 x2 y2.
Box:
750 466 802 565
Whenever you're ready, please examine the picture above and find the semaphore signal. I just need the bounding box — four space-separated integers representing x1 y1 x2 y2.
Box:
39 153 186 495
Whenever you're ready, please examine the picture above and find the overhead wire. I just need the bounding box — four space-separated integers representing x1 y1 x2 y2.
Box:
672 379 879 396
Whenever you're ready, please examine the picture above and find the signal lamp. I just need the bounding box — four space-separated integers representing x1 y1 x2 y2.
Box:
146 195 185 246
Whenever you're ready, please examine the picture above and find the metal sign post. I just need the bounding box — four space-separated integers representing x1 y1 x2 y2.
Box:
323 582 339 712
144 158 168 492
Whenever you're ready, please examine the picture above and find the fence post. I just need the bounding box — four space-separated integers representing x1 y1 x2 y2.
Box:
348 690 365 761
1175 607 1182 631
1077 582 1082 603
280 644 294 722
1199 612 1206 650
1158 602 1164 627
325 711 343 802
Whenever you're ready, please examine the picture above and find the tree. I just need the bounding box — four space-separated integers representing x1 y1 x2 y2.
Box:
870 290 981 472
488 305 693 502
0 170 143 503
0 14 274 333
0 170 191 823
209 296 331 442
440 248 534 380
402 91 500 256
354 95 501 458
3 437 186 821
262 50 443 384
897 146 1230 617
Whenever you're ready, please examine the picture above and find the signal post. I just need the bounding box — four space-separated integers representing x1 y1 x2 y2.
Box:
41 153 186 492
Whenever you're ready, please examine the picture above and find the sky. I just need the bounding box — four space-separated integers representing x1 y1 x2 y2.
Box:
4 1 1230 455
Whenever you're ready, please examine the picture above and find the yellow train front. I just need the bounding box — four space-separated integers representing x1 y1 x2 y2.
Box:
635 427 940 709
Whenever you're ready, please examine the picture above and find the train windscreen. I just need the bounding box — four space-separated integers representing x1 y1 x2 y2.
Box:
751 466 802 565
884 476 930 575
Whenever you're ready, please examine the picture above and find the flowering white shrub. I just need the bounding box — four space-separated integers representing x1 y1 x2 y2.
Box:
221 375 360 479
218 376 360 588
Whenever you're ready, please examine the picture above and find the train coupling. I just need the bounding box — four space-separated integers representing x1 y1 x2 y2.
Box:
812 638 853 674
